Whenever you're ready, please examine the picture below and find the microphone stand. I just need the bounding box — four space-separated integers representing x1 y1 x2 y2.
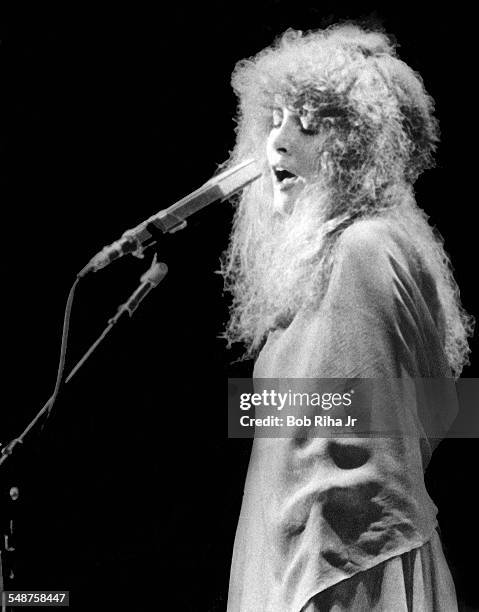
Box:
0 256 167 604
0 256 167 468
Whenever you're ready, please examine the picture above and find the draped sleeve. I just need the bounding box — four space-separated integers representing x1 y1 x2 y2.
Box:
227 218 458 612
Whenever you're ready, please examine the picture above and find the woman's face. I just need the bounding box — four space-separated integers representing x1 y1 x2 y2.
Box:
266 105 327 214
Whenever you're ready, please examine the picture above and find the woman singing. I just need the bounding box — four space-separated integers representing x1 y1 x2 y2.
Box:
222 24 474 611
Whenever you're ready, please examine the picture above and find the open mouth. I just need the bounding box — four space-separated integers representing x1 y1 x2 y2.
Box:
273 167 299 188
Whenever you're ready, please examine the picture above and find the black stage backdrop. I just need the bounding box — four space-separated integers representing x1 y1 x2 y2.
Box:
1 4 478 611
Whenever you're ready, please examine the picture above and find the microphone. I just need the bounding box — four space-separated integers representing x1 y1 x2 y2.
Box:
107 259 168 324
79 159 261 277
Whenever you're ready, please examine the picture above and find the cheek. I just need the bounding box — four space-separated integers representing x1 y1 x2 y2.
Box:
303 147 323 178
265 133 276 158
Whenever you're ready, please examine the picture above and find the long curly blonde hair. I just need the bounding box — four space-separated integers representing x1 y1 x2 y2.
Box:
220 24 474 377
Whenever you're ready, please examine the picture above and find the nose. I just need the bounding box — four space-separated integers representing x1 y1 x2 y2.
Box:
269 114 298 155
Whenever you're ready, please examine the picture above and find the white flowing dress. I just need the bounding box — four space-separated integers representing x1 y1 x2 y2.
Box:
227 217 458 611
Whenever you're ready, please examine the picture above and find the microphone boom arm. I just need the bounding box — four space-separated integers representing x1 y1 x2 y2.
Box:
79 159 261 277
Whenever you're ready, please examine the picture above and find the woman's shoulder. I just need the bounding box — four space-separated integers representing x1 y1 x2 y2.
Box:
332 216 402 270
335 216 397 254
328 215 419 293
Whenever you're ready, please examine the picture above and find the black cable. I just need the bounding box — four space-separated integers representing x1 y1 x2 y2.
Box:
0 276 80 464
46 275 81 416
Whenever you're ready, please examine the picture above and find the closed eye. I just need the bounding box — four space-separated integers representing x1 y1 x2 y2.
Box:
299 106 347 133
300 123 320 136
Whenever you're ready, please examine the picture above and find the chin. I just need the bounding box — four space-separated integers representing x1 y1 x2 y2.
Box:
273 193 296 215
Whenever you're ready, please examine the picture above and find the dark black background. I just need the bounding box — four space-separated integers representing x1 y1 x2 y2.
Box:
1 3 477 611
